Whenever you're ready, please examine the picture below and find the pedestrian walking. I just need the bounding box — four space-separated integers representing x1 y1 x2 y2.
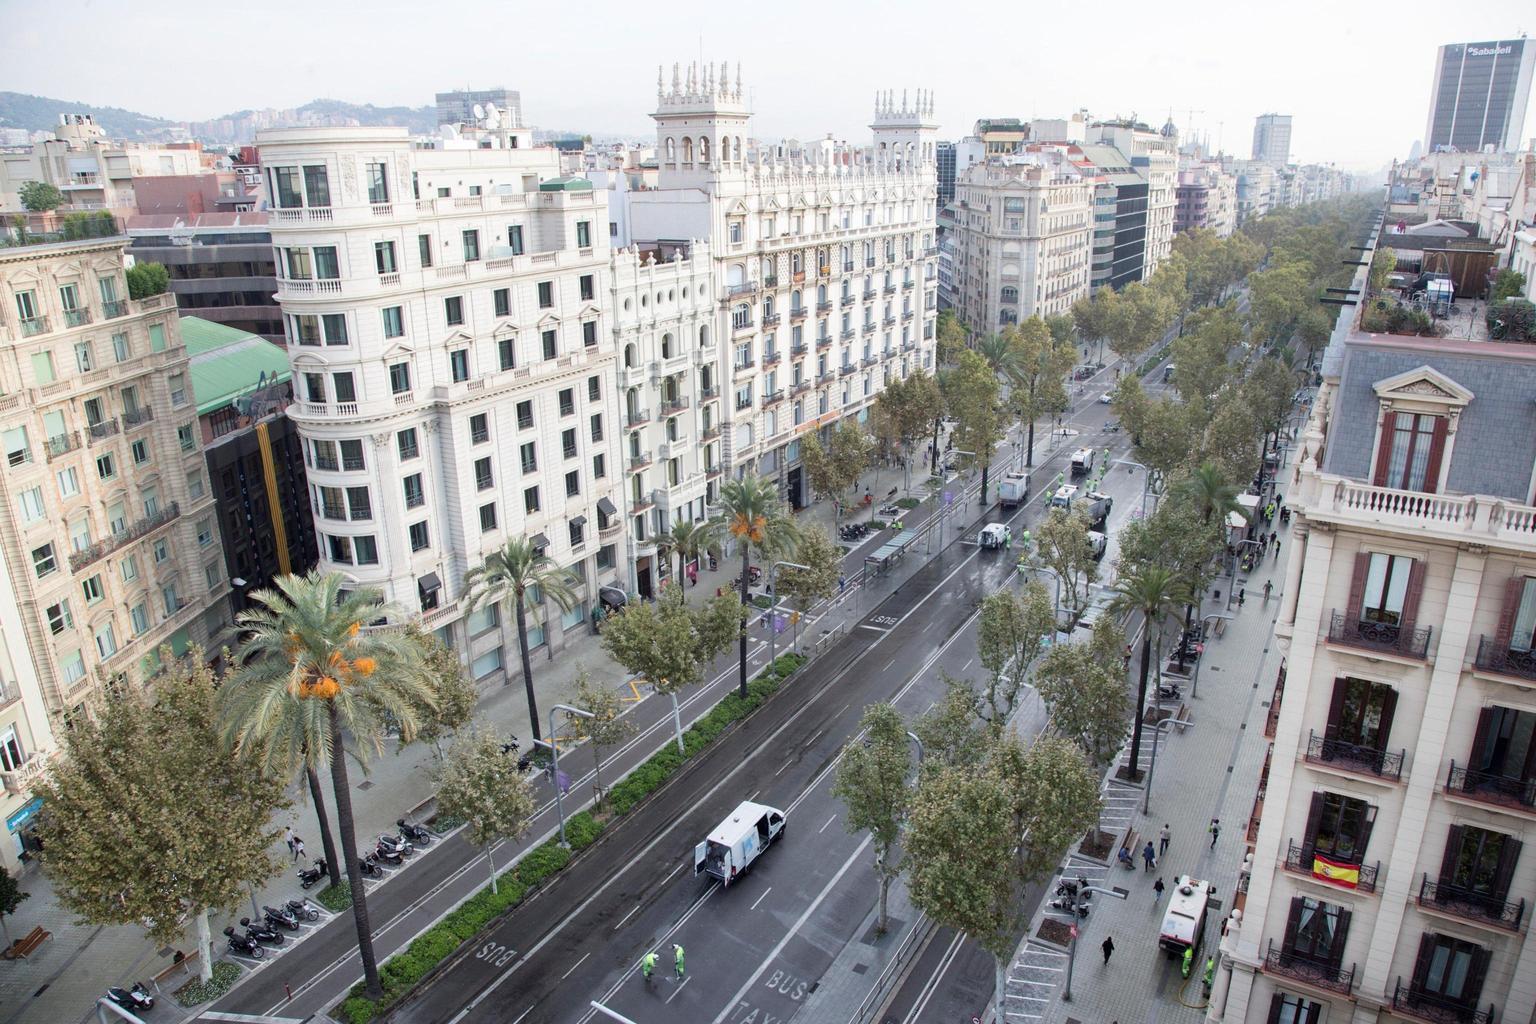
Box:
838 574 847 595
1269 530 1278 548
1101 936 1115 965
1159 824 1171 857
673 944 686 979
284 826 296 860
1203 956 1217 997
1142 840 1156 871
1209 818 1221 848
1273 538 1282 561
1263 580 1273 603
293 835 307 861
1153 877 1166 903
1237 588 1246 607
642 951 656 983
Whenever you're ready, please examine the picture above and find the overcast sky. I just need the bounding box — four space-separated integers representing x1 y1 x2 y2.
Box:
2 0 1531 169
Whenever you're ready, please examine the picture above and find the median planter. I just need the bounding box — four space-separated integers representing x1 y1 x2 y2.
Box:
334 653 808 1023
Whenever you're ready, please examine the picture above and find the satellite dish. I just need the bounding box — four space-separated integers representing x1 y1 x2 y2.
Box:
472 103 486 121
441 124 460 140
483 102 501 130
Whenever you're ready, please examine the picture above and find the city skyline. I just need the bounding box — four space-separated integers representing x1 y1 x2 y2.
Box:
1 0 1530 169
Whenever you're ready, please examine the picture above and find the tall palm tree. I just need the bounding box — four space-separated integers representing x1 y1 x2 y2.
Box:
660 518 706 590
1107 564 1191 781
705 476 801 697
220 572 434 1001
976 331 1018 380
465 538 577 742
1174 462 1250 668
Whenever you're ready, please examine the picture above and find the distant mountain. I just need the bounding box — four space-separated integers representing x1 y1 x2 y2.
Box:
0 91 175 139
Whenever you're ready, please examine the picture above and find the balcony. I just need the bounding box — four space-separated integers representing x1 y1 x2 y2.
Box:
902 278 915 290
841 294 855 307
733 358 756 374
699 386 719 401
86 418 120 443
1263 941 1355 996
883 316 896 327
863 355 878 367
628 454 653 472
863 290 877 301
883 284 896 295
706 465 723 480
0 753 49 796
270 206 334 224
763 389 786 406
902 310 915 321
1294 469 1536 551
1327 610 1431 660
842 261 855 273
840 363 857 377
762 313 781 328
625 408 651 429
1282 840 1378 894
724 281 758 298
735 395 754 411
862 322 877 335
701 425 721 442
102 299 128 319
63 307 92 327
865 257 876 268
763 276 779 289
817 300 832 314
124 406 155 429
732 318 756 335
763 350 782 367
20 316 50 337
45 431 81 460
1304 731 1404 782
817 335 833 350
925 246 939 257
790 343 808 358
661 397 690 415
599 517 623 538
1417 876 1526 931
1391 979 1494 1024
68 502 180 573
790 307 807 322
841 328 856 341
1445 761 1536 811
630 492 657 515
1473 636 1536 683
791 381 812 398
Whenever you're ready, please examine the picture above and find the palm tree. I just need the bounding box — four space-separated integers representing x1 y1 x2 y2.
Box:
976 332 1017 379
705 476 801 697
220 572 434 1001
465 538 577 742
1174 462 1250 668
660 518 707 590
1107 564 1191 781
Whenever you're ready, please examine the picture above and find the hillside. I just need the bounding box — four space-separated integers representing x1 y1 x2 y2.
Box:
0 91 174 138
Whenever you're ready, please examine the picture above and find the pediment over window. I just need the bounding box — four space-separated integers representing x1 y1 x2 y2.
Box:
535 313 561 330
1372 365 1473 408
761 196 782 211
381 341 415 359
576 303 602 321
440 329 473 346
725 199 751 216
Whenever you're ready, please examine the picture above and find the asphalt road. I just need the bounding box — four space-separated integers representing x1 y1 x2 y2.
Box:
383 362 1142 1024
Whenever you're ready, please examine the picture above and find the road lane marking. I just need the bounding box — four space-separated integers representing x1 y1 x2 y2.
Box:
750 887 773 911
883 657 897 671
667 976 692 1003
774 760 793 776
903 929 967 1024
561 952 592 980
819 814 837 834
709 834 872 1024
962 658 974 673
613 904 640 931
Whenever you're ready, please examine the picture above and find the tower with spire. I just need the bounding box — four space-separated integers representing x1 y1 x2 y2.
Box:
653 60 750 188
870 88 939 169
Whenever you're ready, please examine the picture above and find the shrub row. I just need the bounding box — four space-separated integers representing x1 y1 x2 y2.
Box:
336 653 807 1023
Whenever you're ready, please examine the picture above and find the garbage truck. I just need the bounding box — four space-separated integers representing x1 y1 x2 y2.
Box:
998 471 1031 509
1159 875 1217 959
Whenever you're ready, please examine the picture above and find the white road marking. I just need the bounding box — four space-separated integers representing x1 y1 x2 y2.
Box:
613 904 640 931
750 887 773 911
561 951 591 980
819 814 837 834
666 976 692 1003
962 658 974 673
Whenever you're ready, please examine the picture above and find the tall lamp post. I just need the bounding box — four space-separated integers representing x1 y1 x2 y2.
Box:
1058 884 1129 1001
1144 716 1195 814
549 703 594 848
767 560 810 666
1113 458 1161 517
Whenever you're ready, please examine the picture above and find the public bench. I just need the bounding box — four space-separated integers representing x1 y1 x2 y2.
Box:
2 926 50 960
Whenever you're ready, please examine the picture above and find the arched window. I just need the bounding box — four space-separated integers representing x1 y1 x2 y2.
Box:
624 342 637 367
735 137 743 162
665 137 675 162
790 289 802 313
762 295 775 317
733 303 750 329
817 284 827 304
699 137 711 164
699 325 710 348
661 333 674 358
682 137 693 164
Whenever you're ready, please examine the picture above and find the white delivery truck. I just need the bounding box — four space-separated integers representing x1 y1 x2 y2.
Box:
694 800 786 887
978 523 1010 549
998 471 1031 508
1070 447 1096 477
1158 875 1217 958
1080 490 1114 530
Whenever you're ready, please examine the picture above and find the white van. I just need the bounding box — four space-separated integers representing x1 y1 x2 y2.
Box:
1158 875 1217 957
694 801 786 887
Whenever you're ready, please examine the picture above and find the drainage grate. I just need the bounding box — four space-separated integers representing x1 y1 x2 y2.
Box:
358 780 375 790
852 963 869 975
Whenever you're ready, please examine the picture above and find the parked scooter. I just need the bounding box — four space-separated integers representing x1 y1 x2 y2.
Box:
225 925 267 958
105 983 155 1013
297 859 328 889
1055 873 1092 900
263 904 300 931
397 818 434 846
1047 897 1090 917
373 841 405 866
377 832 415 858
241 917 285 947
285 898 321 922
1156 682 1183 701
358 853 384 877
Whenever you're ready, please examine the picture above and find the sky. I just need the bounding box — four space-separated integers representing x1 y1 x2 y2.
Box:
2 0 1532 170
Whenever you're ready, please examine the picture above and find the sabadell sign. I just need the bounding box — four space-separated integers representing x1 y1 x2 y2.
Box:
1466 43 1514 57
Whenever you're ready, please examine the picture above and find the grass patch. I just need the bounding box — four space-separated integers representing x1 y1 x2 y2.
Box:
316 881 353 912
896 498 919 509
336 651 809 1022
175 961 241 1007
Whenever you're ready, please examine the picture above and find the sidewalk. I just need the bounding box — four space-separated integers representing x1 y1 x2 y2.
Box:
997 497 1291 1024
0 419 997 1024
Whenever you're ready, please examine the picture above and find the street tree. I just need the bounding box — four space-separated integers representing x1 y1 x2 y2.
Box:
1201 393 1264 486
905 734 1100 1016
656 518 709 591
1245 261 1313 349
1243 357 1299 450
1169 305 1243 406
874 369 942 488
1149 252 1192 327
600 584 740 750
1034 620 1129 766
43 649 287 984
1033 508 1099 618
567 671 636 801
976 332 1018 379
911 675 987 769
1072 287 1123 365
393 623 478 759
221 572 436 1000
1107 564 1191 781
434 725 536 893
800 420 872 517
831 704 913 934
935 309 967 364
705 475 800 697
17 181 63 212
1108 281 1175 363
465 538 578 742
975 581 1055 734
1045 313 1077 349
0 867 26 948
945 348 1002 502
1004 317 1075 467
776 526 841 650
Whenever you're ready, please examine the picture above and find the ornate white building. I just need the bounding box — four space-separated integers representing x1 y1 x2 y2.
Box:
627 65 940 507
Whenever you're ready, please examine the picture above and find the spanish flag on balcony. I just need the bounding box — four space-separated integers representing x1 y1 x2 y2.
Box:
1312 854 1360 888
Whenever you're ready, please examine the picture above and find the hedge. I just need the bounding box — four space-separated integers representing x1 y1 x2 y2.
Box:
337 652 808 1022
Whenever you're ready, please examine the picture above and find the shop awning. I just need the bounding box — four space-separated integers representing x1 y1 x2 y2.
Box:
600 585 628 609
596 497 617 517
530 533 550 552
570 515 587 529
418 572 442 593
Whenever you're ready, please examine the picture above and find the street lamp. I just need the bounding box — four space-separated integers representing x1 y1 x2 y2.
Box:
1191 613 1234 699
549 703 594 848
1226 539 1263 610
1143 716 1195 814
767 560 810 665
1113 458 1160 517
1028 562 1063 623
1057 884 1128 1001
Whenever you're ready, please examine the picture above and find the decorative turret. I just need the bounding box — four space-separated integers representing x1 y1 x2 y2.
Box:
652 60 751 187
870 87 939 169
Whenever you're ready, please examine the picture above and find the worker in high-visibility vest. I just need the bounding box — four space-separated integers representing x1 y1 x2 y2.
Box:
1181 945 1195 978
1202 956 1216 997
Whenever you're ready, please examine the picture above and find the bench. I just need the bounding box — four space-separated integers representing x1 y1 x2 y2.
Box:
3 926 50 960
151 950 200 994
1118 828 1139 865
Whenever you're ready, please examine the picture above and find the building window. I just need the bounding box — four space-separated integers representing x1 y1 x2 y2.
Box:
204 562 221 589
355 535 379 564
1375 412 1445 492
470 413 490 444
562 428 577 460
383 306 405 338
403 473 425 509
597 544 616 570
397 427 419 460
131 438 149 465
583 321 597 348
408 521 430 551
94 621 118 658
46 600 72 635
375 241 397 275
471 646 503 680
178 423 195 451
520 442 537 474
569 518 585 547
593 453 606 479
559 388 575 416
542 329 557 360
590 413 604 442
112 332 129 362
1361 553 1413 626
340 439 365 471
1408 934 1490 1011
498 334 516 371
57 466 80 498
576 221 591 248
587 376 601 402
475 456 494 490
516 400 534 429
1305 790 1374 864
450 349 470 382
565 470 580 497
509 225 524 255
18 486 44 523
82 574 104 603
524 486 540 513
445 296 465 326
417 233 433 268
60 650 86 685
120 554 138 582
580 274 595 300
462 229 481 262
494 287 511 317
130 603 149 635
479 502 498 532
538 282 554 308
197 517 215 545
467 603 499 636
389 361 412 395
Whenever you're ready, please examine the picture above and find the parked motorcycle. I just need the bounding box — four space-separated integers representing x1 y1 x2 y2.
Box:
224 925 266 958
358 853 384 877
263 904 300 931
373 842 405 866
1055 873 1091 899
377 832 415 858
1047 897 1089 917
397 818 434 846
297 859 328 889
285 898 321 923
241 916 285 947
105 983 154 1013
1156 683 1183 701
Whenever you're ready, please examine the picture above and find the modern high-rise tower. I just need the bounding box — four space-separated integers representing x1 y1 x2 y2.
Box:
1424 39 1535 152
1251 114 1293 166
